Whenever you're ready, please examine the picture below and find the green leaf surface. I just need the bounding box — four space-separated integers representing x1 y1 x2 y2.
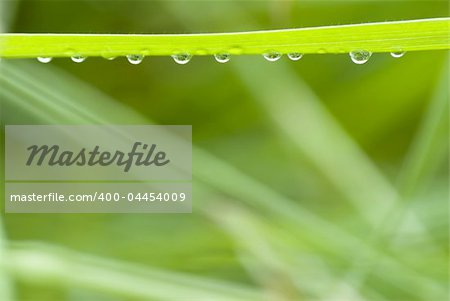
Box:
0 18 448 58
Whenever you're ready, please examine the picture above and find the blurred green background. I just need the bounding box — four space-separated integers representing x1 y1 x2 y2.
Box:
0 1 448 300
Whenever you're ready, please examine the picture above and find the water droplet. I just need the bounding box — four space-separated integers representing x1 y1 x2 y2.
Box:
126 54 144 65
37 57 52 63
214 53 230 63
263 52 282 62
171 53 192 65
71 55 86 63
287 53 303 61
349 50 372 64
390 51 405 58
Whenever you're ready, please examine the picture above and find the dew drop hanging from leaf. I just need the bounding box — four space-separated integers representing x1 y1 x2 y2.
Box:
171 53 192 65
349 50 372 64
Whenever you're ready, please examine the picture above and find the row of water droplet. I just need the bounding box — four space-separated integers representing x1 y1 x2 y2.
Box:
37 50 405 65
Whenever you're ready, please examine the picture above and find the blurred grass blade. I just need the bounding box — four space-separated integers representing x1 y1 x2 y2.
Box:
2 243 263 301
338 63 449 291
207 204 302 301
193 144 446 300
234 60 398 227
0 218 14 301
162 3 447 298
397 62 449 198
206 203 382 301
1 63 149 125
233 53 447 301
0 18 449 58
0 102 14 301
1 60 445 299
368 60 449 242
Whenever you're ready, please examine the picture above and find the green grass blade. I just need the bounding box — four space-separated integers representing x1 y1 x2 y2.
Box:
207 205 302 300
0 18 448 58
397 62 449 198
2 242 263 301
234 59 399 227
0 114 14 301
0 217 14 301
2 60 446 299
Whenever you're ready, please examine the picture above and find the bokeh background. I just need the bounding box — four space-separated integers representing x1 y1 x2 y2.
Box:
0 1 448 300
